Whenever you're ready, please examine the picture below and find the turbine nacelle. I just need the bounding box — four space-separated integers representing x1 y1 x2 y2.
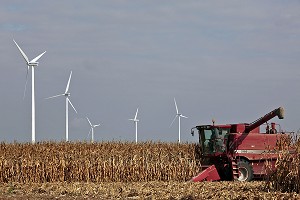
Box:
129 119 139 122
178 113 188 118
28 62 39 67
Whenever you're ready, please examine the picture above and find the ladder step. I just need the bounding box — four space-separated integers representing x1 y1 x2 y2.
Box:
231 159 239 180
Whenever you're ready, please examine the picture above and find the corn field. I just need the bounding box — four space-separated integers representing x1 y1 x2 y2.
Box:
266 134 300 193
0 141 201 183
1 138 300 196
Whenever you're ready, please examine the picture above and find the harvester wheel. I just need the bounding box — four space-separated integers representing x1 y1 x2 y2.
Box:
237 160 253 181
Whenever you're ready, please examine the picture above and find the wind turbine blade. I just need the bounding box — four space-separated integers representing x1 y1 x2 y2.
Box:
23 66 29 99
94 124 101 127
170 115 178 127
181 115 188 119
30 51 46 63
174 98 179 114
134 108 139 120
87 128 92 138
45 93 64 99
65 71 72 94
67 98 77 113
86 117 92 127
13 39 29 63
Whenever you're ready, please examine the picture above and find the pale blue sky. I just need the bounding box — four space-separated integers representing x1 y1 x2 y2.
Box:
0 1 300 142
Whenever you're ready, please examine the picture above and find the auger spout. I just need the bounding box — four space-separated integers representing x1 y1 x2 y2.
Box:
244 107 284 133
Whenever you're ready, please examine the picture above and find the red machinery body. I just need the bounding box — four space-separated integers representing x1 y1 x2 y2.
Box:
191 107 290 182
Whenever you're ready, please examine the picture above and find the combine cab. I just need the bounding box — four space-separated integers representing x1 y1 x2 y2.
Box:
191 107 291 182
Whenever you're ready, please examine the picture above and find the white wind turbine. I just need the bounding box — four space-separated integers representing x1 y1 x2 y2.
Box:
46 71 77 142
170 98 188 143
13 40 46 144
86 117 100 143
129 108 139 143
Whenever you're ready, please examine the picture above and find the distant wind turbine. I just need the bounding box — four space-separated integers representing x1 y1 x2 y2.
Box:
13 39 46 144
129 108 139 143
86 117 100 143
170 98 188 143
46 71 77 142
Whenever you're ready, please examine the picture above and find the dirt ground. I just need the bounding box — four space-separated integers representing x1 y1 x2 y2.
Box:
0 181 299 200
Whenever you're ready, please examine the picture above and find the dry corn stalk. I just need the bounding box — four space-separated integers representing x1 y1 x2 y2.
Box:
265 134 300 193
0 141 201 183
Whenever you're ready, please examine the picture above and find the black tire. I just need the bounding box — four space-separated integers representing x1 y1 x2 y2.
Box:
237 159 253 181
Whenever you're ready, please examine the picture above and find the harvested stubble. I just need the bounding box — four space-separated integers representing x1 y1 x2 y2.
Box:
0 181 299 200
266 135 300 193
0 141 201 183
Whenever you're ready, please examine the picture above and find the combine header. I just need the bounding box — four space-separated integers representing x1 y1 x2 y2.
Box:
191 107 289 182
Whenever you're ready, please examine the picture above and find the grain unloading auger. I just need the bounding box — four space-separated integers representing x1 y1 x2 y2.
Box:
190 107 288 182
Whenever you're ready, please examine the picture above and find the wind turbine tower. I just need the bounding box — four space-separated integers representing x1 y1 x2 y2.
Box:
13 40 46 144
86 117 100 143
46 71 77 142
129 108 139 143
170 98 188 143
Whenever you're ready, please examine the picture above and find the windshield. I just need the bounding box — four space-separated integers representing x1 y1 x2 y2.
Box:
199 127 228 155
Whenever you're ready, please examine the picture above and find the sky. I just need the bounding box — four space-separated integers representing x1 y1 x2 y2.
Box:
0 1 300 143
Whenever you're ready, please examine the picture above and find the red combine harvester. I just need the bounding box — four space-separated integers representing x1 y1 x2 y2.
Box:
190 107 290 182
